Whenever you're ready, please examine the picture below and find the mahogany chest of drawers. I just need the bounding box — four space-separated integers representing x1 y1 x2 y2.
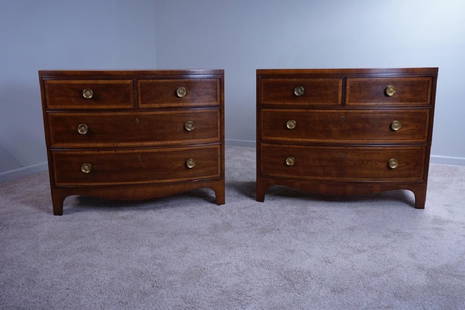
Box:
256 68 438 208
40 70 224 215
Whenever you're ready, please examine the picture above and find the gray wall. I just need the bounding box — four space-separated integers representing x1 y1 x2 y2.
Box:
155 0 465 163
0 0 157 175
2 0 465 178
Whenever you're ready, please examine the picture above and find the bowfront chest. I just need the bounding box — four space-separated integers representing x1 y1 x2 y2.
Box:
256 68 438 208
40 70 225 215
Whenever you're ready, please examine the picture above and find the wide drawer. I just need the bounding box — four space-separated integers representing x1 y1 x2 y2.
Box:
261 109 429 144
47 109 220 148
138 79 220 108
52 145 221 186
347 77 432 106
260 144 425 181
260 78 342 106
44 80 133 109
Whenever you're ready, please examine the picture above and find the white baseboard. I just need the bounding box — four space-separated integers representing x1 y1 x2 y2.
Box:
226 139 255 147
0 161 48 183
430 155 465 166
227 139 465 166
0 146 463 183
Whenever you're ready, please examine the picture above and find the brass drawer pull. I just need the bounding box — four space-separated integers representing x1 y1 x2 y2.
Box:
184 120 195 132
285 156 296 166
293 86 305 97
286 120 296 130
385 85 396 97
390 120 402 131
82 88 94 99
388 158 398 169
80 163 93 174
185 158 196 169
176 86 188 98
77 123 89 135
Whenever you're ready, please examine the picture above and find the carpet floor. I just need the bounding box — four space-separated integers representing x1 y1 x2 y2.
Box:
1 146 465 309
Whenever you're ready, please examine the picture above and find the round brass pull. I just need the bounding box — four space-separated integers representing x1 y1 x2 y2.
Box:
385 85 396 97
293 86 305 97
176 87 188 98
80 163 93 174
388 158 398 169
285 156 296 167
77 123 89 135
286 120 297 130
82 88 94 99
185 158 196 169
390 120 402 131
184 120 195 132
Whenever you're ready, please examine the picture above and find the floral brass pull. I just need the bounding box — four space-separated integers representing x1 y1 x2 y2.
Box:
293 86 305 97
388 158 398 169
82 88 94 99
390 120 402 131
80 163 93 174
286 120 296 130
176 87 188 98
185 158 196 169
77 123 89 135
285 156 296 166
385 85 396 97
184 120 195 132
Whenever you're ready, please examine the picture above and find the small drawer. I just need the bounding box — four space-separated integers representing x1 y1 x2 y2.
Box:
44 80 133 109
52 145 221 186
47 109 220 148
346 77 432 106
260 78 342 106
139 79 219 108
261 144 425 181
261 109 429 144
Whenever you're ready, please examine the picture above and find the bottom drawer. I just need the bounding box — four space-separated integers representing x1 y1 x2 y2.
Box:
260 144 425 181
52 145 220 186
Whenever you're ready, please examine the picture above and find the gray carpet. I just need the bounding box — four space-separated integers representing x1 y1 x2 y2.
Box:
1 146 465 309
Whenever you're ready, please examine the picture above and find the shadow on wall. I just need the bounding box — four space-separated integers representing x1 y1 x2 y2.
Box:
0 146 21 172
0 81 46 173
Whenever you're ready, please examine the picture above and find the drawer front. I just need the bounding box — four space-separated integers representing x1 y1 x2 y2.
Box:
261 144 425 181
347 77 432 106
260 78 342 106
47 110 220 147
261 109 429 144
52 145 221 186
44 80 133 109
139 79 219 108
